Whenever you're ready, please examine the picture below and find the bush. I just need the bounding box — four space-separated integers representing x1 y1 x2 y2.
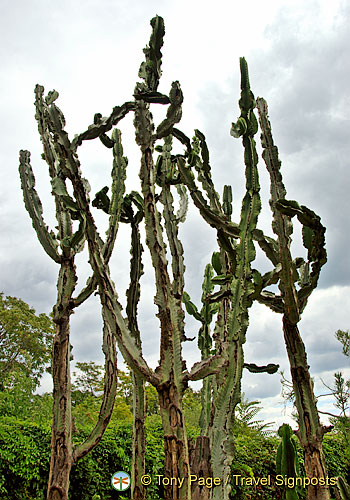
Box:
1 415 349 499
0 416 50 500
230 430 282 500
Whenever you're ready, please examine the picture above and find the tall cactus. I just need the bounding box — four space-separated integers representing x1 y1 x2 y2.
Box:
208 58 262 500
133 19 193 498
177 59 278 500
256 97 330 500
19 16 332 500
19 87 130 499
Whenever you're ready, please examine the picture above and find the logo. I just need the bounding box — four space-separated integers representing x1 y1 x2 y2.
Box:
111 471 131 491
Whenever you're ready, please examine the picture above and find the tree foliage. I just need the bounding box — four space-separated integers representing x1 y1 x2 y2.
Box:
0 293 54 391
335 329 350 358
72 361 104 397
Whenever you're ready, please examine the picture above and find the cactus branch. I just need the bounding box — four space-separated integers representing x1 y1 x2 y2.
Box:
73 318 118 461
243 362 279 374
177 156 240 238
185 355 227 382
19 151 61 263
257 96 331 500
73 128 127 307
72 102 135 148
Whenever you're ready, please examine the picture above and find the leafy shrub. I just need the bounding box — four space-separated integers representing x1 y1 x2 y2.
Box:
0 416 50 499
1 414 349 499
230 430 282 500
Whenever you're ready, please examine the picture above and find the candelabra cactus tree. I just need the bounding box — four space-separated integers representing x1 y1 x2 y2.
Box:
19 88 130 499
178 58 279 500
256 97 330 500
19 15 332 500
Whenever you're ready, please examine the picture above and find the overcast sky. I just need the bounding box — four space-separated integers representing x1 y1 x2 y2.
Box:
1 0 349 429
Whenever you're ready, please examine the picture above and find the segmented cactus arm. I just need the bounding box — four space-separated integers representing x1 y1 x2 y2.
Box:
138 15 165 92
274 200 327 313
177 157 240 238
243 363 279 374
156 81 183 139
256 97 300 324
19 150 61 263
72 102 135 148
126 203 144 344
185 355 227 382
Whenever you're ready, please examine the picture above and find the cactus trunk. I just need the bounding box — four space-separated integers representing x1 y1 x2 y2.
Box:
47 260 76 500
47 322 72 500
20 17 334 500
138 145 191 499
158 381 191 500
127 213 146 500
283 318 330 500
189 436 212 500
257 96 330 500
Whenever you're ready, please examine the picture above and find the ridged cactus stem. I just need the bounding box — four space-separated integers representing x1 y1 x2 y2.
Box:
177 156 240 239
133 18 191 499
207 58 261 500
198 264 216 434
137 140 190 500
72 127 127 307
126 210 146 500
276 424 303 500
160 135 187 299
73 317 118 461
283 319 330 500
256 97 330 500
131 371 146 500
183 263 218 435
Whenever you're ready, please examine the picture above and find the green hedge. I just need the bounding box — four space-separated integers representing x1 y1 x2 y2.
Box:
0 416 165 500
0 416 348 499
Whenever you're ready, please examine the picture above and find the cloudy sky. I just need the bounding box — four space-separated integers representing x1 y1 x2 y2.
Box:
1 0 349 429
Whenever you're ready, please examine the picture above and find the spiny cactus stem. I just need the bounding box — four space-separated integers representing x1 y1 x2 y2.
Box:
177 157 240 238
19 150 62 263
256 97 300 324
135 20 191 490
160 179 186 300
73 318 118 461
257 96 330 500
138 144 187 406
126 215 146 500
192 130 222 213
209 57 261 500
73 128 127 307
72 102 135 148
